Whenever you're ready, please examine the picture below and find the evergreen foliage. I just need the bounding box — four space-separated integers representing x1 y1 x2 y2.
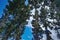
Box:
0 0 30 40
0 0 60 40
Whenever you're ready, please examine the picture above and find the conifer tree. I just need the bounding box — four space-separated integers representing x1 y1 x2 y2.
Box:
0 0 30 40
29 0 60 40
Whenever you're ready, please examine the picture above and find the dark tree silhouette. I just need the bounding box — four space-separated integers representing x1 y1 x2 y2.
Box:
0 0 30 40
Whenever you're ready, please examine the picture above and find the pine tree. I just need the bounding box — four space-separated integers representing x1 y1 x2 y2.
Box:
0 0 30 40
28 0 60 40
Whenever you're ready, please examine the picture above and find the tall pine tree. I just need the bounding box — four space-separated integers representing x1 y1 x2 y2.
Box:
28 0 60 40
0 0 30 40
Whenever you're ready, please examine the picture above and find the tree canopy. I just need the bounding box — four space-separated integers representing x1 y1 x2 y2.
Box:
0 0 60 40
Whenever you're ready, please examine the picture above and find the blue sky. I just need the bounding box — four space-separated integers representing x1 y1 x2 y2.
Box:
21 26 33 40
0 0 33 40
25 0 28 6
0 0 8 18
